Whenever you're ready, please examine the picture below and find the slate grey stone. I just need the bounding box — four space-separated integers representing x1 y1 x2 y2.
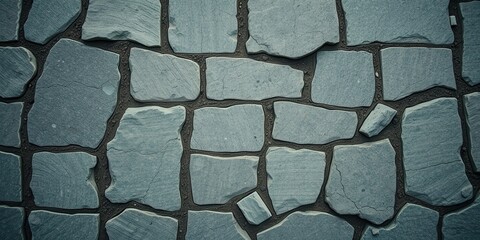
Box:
130 48 200 102
382 47 456 101
257 211 354 240
168 0 237 53
272 101 357 144
443 195 480 240
206 57 304 100
464 92 480 172
402 98 473 206
247 0 338 59
312 51 375 107
0 47 36 98
360 104 397 137
30 152 98 209
0 0 21 41
24 0 81 44
82 0 161 47
461 2 480 86
186 211 250 240
191 104 264 152
0 206 24 240
28 38 120 148
237 192 272 225
0 152 22 202
29 210 99 240
106 106 185 211
343 0 453 46
0 102 23 147
190 154 258 205
326 139 396 224
106 208 178 240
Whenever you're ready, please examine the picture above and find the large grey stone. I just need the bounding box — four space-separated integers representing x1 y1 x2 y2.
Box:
257 211 354 240
461 2 480 86
106 208 178 240
130 48 200 102
186 211 250 240
0 206 23 240
206 57 304 100
191 104 264 152
106 106 184 211
28 38 120 148
443 195 480 240
0 47 36 98
0 102 23 147
402 98 473 206
24 0 81 44
247 0 338 59
464 92 480 172
360 104 397 137
326 139 396 224
29 210 99 240
382 47 455 101
30 152 98 209
0 152 21 202
237 192 272 225
312 51 375 107
272 101 357 144
82 0 161 47
0 0 21 41
190 154 258 205
266 147 326 215
169 0 237 53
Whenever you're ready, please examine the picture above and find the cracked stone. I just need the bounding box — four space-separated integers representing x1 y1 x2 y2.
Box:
0 152 22 202
360 104 397 138
460 1 480 86
0 0 21 41
0 47 36 98
106 106 184 211
186 211 250 240
206 57 304 100
464 92 480 172
0 206 23 240
443 195 480 240
0 102 23 147
237 192 272 225
29 210 99 240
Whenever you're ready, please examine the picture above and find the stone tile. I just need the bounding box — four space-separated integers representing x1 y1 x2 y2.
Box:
402 98 473 206
29 210 99 240
237 192 272 225
464 92 480 172
247 0 338 59
82 0 161 47
106 106 184 211
0 152 22 202
186 211 250 240
326 139 396 224
24 0 81 44
257 211 354 240
343 0 453 46
0 206 24 240
381 47 455 101
272 101 357 144
28 39 120 148
0 47 36 98
443 195 480 240
312 51 375 107
266 147 326 215
106 208 178 240
360 104 397 137
0 0 21 41
191 104 264 152
0 102 23 148
460 1 480 86
169 0 237 53
190 154 258 205
30 152 98 209
206 57 303 100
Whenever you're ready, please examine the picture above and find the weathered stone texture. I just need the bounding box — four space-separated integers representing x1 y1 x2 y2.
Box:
0 47 36 98
0 152 22 202
360 104 397 137
186 211 250 240
460 1 480 86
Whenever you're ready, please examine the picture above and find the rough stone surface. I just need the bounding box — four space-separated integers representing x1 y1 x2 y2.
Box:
237 192 272 225
206 57 304 100
360 104 397 137
461 2 480 86
272 101 357 144
190 154 258 205
169 0 237 53
402 98 473 206
106 106 184 211
312 51 375 107
0 152 22 202
0 47 36 98
186 211 250 240
0 206 24 240
106 208 178 240
443 195 480 240
28 38 120 148
30 152 98 209
247 0 338 59
464 92 480 172
29 210 99 240
82 0 161 47
0 0 21 41
191 104 264 152
326 139 396 224
0 102 23 147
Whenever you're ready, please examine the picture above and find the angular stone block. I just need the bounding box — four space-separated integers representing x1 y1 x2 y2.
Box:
360 104 397 137
460 1 480 86
237 192 272 225
443 196 480 240
0 206 24 240
464 92 480 172
186 211 249 240
0 152 22 202
0 102 23 147
29 210 99 240
0 0 21 41
0 47 36 98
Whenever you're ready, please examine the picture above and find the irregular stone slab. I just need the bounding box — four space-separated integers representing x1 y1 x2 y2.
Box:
257 211 354 240
30 152 98 209
272 101 357 144
186 211 249 240
362 204 439 240
130 48 200 102
169 0 237 53
0 206 24 240
0 152 22 202
443 195 480 240
402 98 473 206
312 51 375 107
461 2 480 86
29 210 99 240
237 192 272 225
247 0 338 59
191 104 264 152
190 154 258 205
24 0 81 44
82 0 161 47
266 147 326 214
360 104 397 137
464 92 480 172
0 102 23 147
106 106 184 211
106 208 178 240
0 47 36 98
382 47 455 101
206 57 304 100
0 0 21 41
28 38 120 148
326 139 396 224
